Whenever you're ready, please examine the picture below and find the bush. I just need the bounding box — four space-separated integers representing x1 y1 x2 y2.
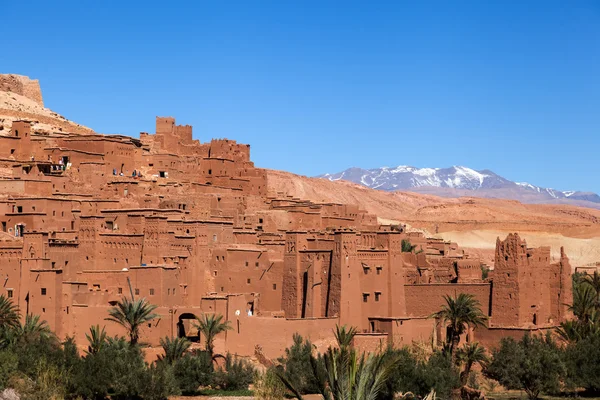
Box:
401 240 416 253
137 363 181 400
173 350 214 394
380 348 459 399
485 333 565 399
277 333 321 394
382 347 422 397
420 351 460 399
565 332 600 393
254 367 287 400
72 339 146 399
214 354 256 391
0 350 18 390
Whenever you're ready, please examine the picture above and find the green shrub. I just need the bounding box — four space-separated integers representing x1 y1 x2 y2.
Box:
382 348 459 399
420 351 460 398
565 332 600 392
401 240 416 253
0 349 18 390
485 333 565 399
254 367 287 400
173 350 214 394
72 338 146 399
214 354 256 391
277 333 321 394
137 363 181 400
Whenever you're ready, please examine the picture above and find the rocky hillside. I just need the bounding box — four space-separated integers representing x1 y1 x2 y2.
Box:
319 165 600 208
0 74 94 135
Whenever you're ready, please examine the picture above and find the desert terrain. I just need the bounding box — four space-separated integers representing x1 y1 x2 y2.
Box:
267 170 600 267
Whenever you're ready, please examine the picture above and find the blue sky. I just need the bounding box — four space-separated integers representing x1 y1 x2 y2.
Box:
3 1 599 192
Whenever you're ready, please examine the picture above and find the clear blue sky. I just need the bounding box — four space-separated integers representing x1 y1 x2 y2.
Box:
3 1 599 192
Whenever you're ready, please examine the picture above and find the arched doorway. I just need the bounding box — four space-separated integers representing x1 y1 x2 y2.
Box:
177 313 199 342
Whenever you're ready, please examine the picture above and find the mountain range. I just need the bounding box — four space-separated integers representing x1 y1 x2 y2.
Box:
319 166 600 208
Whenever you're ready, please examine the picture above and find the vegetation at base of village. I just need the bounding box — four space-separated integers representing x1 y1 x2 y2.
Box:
2 273 600 400
0 294 255 400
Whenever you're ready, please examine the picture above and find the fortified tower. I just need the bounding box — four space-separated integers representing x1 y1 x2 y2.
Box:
490 233 571 327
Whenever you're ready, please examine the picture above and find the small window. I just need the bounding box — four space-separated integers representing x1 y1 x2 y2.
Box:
41 288 47 296
148 323 152 328
118 287 123 294
159 171 166 178
362 293 369 303
7 289 13 298
259 218 263 224
376 266 382 275
51 262 56 269
375 292 381 302
245 261 249 267
213 234 217 242
273 283 277 290
208 169 212 175
255 262 259 267
213 270 218 277
135 288 140 295
168 288 171 295
247 278 251 284
149 288 155 295
10 149 15 154
221 286 224 292
173 288 176 295
17 206 23 213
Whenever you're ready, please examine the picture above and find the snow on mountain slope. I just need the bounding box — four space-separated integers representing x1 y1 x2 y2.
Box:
319 166 600 205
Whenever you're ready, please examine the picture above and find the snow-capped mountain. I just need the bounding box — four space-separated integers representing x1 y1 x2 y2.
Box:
318 166 600 205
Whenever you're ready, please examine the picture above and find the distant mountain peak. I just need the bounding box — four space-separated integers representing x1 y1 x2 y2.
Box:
318 165 600 206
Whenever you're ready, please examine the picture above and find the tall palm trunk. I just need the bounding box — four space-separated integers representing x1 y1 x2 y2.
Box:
450 332 460 361
460 360 473 386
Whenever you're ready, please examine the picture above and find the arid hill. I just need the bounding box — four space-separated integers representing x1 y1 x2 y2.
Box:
0 74 93 135
267 169 600 267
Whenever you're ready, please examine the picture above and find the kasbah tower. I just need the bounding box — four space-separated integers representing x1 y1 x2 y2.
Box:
0 75 572 358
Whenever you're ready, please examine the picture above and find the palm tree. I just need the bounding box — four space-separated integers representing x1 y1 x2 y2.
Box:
430 293 488 359
278 344 402 400
105 297 158 346
569 284 597 324
194 313 231 359
158 336 191 364
334 324 357 350
0 295 20 330
456 342 488 387
14 314 55 344
85 325 108 355
583 271 600 301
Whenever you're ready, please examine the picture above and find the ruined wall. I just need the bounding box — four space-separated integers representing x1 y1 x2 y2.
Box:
0 74 44 106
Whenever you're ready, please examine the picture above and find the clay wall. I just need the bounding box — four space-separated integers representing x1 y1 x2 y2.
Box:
224 314 339 359
353 333 388 353
0 242 23 303
404 283 491 318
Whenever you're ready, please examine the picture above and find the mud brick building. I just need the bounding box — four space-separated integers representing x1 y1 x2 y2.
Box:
0 116 572 357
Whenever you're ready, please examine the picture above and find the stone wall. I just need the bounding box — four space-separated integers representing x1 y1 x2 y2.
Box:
0 74 44 106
